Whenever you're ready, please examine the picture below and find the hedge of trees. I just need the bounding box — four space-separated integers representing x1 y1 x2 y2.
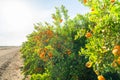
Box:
21 0 120 80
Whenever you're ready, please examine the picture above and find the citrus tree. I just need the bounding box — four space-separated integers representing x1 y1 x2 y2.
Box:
21 5 97 80
77 0 120 80
21 0 120 80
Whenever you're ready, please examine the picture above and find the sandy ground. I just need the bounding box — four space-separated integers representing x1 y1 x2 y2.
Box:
0 47 24 80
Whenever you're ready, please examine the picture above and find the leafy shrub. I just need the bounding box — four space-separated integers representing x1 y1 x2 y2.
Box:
21 0 120 80
78 0 120 79
21 5 97 80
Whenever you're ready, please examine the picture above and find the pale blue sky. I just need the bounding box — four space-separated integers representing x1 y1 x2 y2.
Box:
0 0 89 46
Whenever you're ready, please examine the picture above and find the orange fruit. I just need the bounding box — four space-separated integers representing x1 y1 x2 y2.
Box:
46 30 53 37
117 57 120 65
112 49 119 56
112 45 120 56
43 48 47 52
85 61 92 68
111 0 115 3
85 32 92 38
98 75 106 80
48 52 53 58
91 8 94 11
66 50 71 55
40 52 45 59
60 19 63 23
83 0 87 4
114 45 120 49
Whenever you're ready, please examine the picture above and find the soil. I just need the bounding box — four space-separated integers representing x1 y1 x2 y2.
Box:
0 47 24 80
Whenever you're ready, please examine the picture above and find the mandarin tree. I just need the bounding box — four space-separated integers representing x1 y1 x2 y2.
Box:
78 0 120 79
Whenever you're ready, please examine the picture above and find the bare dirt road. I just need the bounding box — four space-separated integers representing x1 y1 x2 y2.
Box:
0 47 24 80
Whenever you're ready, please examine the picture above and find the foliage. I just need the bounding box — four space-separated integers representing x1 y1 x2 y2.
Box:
30 71 50 80
77 0 120 80
21 5 97 80
21 0 120 80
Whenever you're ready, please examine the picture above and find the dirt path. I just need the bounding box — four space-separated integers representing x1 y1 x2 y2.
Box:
0 47 24 80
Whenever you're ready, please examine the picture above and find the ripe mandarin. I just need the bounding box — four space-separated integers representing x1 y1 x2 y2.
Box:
111 0 115 3
112 45 120 56
83 0 87 4
98 75 106 80
85 32 92 38
85 61 92 68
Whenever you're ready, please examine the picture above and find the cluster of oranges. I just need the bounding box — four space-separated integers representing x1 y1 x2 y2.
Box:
85 31 107 80
45 30 54 38
38 48 53 61
85 62 106 80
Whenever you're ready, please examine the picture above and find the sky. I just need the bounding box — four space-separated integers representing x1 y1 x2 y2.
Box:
0 0 89 46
